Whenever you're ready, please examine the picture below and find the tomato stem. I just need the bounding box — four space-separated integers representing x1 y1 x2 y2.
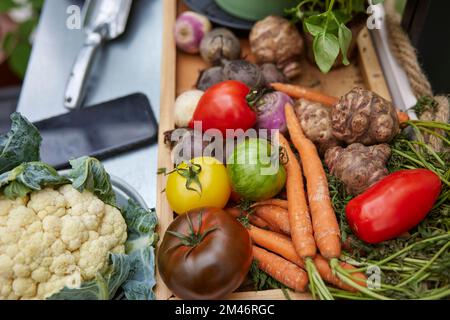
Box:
167 212 218 257
168 162 203 196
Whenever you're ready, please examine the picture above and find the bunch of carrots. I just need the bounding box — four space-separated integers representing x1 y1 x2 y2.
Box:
226 86 380 299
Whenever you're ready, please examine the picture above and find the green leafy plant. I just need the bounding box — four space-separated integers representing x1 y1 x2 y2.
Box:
0 0 43 78
0 112 41 174
69 156 117 206
286 0 384 73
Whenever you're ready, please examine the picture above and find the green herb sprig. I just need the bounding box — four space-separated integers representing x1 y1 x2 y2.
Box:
286 0 384 73
327 119 450 299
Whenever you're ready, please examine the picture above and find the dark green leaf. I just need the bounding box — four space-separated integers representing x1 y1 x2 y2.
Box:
313 32 340 73
69 157 116 206
48 254 131 300
121 247 156 300
0 162 69 199
0 0 18 12
338 23 352 65
8 41 31 78
121 199 158 300
18 19 38 38
352 0 367 13
0 113 41 174
2 32 15 55
30 0 44 10
333 9 352 25
122 199 158 247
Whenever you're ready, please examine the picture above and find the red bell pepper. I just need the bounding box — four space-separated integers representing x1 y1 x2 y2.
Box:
346 169 442 244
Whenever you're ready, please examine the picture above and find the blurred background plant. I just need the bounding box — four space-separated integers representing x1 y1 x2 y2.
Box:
0 0 43 79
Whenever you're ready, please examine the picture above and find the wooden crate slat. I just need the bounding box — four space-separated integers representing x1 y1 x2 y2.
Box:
156 0 391 300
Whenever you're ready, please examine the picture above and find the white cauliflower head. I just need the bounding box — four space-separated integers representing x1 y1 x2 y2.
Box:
0 186 127 300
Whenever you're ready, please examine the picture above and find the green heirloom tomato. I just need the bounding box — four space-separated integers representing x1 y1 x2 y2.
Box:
227 138 286 201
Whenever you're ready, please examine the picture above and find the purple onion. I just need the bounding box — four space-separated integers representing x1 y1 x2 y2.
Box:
255 91 294 133
174 11 212 54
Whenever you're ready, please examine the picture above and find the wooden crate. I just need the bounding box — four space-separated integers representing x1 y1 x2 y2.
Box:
156 0 391 300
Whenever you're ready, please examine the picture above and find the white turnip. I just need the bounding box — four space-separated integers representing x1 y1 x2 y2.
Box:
174 90 204 128
174 11 212 54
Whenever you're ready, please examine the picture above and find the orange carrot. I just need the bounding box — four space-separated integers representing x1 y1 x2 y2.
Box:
285 103 341 260
249 225 365 292
226 207 273 231
253 205 291 235
397 110 410 125
251 199 288 210
339 262 368 288
249 225 304 268
253 245 308 292
271 83 338 107
313 256 366 292
278 133 316 258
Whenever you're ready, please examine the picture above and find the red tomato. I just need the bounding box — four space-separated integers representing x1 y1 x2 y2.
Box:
346 169 441 244
189 80 257 135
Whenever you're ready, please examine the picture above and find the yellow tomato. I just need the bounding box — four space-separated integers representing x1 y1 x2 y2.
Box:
166 157 231 214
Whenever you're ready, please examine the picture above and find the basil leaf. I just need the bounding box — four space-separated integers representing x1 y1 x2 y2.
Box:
0 113 41 174
304 15 326 36
0 162 70 199
69 156 116 206
48 254 131 300
333 9 352 25
338 23 353 65
313 32 340 73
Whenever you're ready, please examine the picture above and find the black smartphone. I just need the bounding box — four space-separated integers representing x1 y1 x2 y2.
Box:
33 93 158 169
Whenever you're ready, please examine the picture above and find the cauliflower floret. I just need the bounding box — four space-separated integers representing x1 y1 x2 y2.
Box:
50 253 76 276
31 267 51 283
42 215 62 236
61 216 89 251
0 185 128 300
60 186 105 218
19 232 45 264
7 206 38 229
0 255 14 278
37 275 67 299
50 240 66 257
0 279 12 299
3 244 18 259
13 264 31 278
0 227 21 245
27 188 66 219
12 278 36 298
78 238 111 279
0 196 27 216
100 206 127 244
